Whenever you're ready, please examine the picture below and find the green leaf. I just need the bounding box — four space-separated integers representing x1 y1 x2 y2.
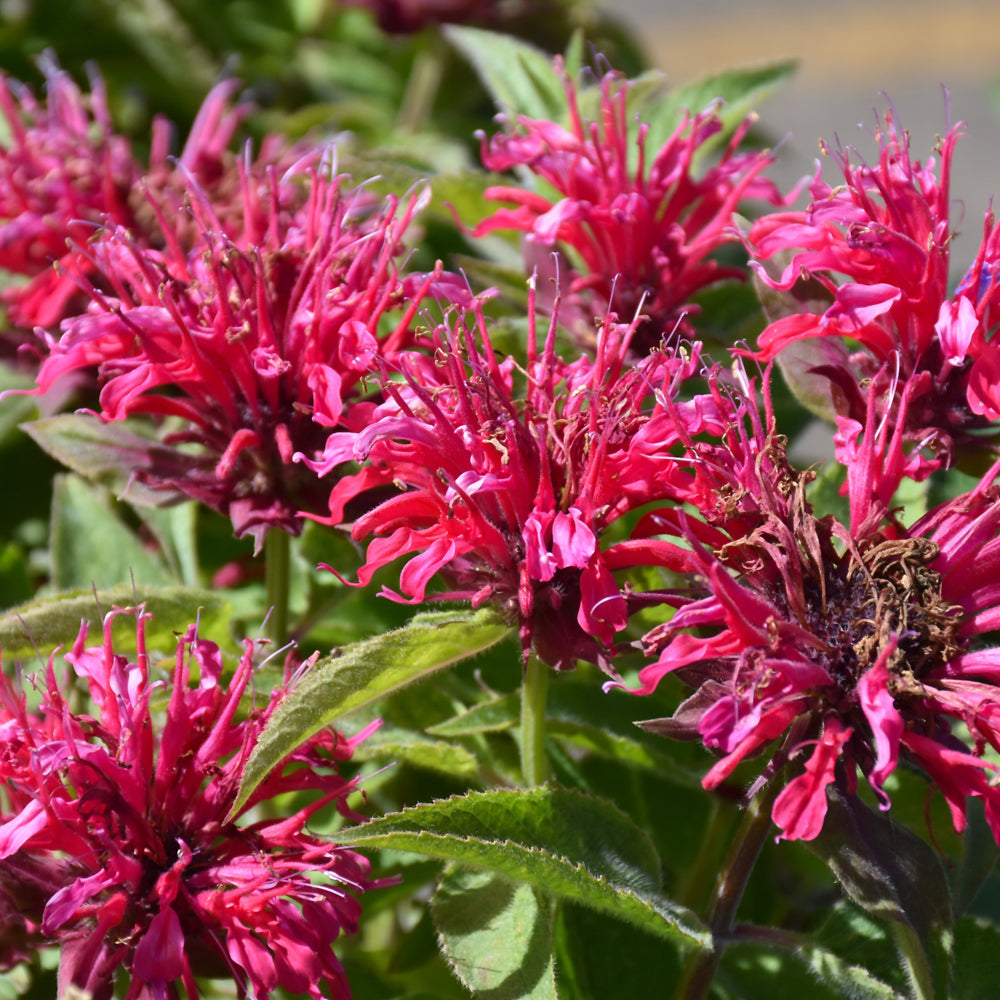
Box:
334 785 711 951
555 900 683 1000
639 60 797 156
719 930 903 1000
426 694 518 736
432 865 558 999
22 414 179 506
131 501 201 588
0 367 38 449
352 726 480 780
951 800 999 918
232 607 511 813
806 788 954 1000
951 917 1000 1000
428 685 703 783
0 584 230 659
50 474 174 590
444 27 565 120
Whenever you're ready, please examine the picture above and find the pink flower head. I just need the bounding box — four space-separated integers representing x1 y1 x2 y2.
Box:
749 108 1000 475
473 58 788 354
0 60 284 337
628 366 1000 844
343 0 502 32
32 164 442 549
316 282 729 672
0 606 379 999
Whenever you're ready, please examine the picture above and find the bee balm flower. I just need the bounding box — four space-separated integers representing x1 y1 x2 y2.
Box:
0 607 379 999
315 285 728 672
628 368 1000 843
474 59 788 355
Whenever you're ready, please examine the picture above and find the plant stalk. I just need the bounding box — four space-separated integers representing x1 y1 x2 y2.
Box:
397 35 447 134
673 781 779 1000
264 527 291 649
519 653 549 786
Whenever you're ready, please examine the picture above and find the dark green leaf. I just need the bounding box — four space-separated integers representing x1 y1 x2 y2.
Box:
428 684 703 784
334 785 711 950
951 916 1000 1000
232 607 511 813
806 788 954 1000
719 929 902 1000
432 865 558 999
952 800 1000 917
554 900 682 1000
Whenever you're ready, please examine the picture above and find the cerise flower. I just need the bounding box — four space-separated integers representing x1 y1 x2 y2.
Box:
0 607 379 999
626 367 1000 843
0 60 290 338
32 165 443 548
749 109 1000 478
473 59 788 355
313 284 728 671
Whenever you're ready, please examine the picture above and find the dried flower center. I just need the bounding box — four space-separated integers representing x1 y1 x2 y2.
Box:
813 536 962 694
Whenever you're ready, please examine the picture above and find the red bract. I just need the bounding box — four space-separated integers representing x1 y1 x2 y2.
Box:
749 111 1000 476
625 368 1000 843
0 607 379 999
473 59 787 354
314 284 729 672
0 61 282 337
33 167 441 549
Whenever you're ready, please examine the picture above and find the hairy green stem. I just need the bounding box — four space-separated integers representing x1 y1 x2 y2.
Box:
673 782 779 1000
264 528 291 649
519 653 549 786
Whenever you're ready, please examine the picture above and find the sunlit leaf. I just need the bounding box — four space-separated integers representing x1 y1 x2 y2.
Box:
233 607 511 812
0 584 230 659
433 866 558 999
334 785 711 951
445 27 565 120
50 474 174 590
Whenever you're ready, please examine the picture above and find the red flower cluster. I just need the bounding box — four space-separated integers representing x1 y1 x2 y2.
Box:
0 608 379 999
314 285 725 671
474 59 788 354
749 112 1000 477
0 61 294 338
32 165 443 548
626 367 1000 842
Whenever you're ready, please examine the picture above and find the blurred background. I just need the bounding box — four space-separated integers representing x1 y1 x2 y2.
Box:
611 0 1000 272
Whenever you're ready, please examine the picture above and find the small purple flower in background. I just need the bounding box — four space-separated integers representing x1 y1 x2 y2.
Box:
313 284 729 672
31 165 444 549
473 60 788 355
0 606 379 999
749 110 1000 476
625 366 1000 844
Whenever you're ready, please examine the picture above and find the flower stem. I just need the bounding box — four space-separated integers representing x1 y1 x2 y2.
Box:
265 528 291 649
673 782 779 1000
674 799 737 912
397 34 446 134
520 653 549 786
